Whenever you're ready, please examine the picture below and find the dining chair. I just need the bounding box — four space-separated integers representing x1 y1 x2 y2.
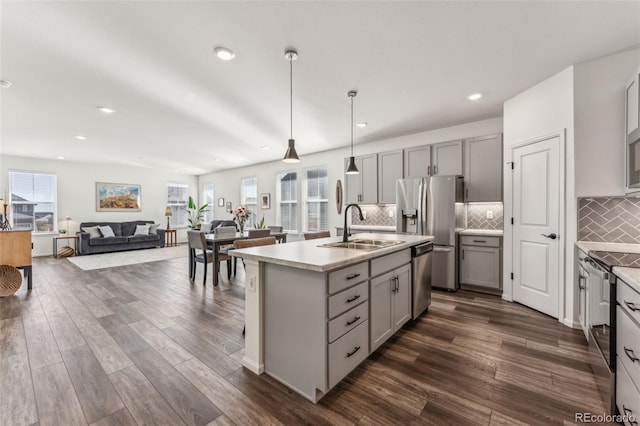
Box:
268 225 283 233
200 223 213 234
216 226 239 276
303 231 330 240
248 229 270 238
188 231 232 285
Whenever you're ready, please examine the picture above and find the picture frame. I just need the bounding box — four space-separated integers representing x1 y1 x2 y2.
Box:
218 198 225 207
96 182 141 212
225 201 232 213
261 193 271 209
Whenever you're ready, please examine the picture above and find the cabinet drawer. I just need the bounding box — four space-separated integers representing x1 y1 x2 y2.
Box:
328 262 369 294
618 306 640 391
371 249 410 277
328 301 368 343
619 279 640 323
328 320 369 389
460 235 501 247
328 282 368 319
617 359 640 426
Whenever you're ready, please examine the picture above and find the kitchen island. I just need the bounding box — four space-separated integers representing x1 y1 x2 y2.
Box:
230 232 432 402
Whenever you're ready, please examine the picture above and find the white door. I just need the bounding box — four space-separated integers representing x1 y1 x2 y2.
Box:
512 136 561 318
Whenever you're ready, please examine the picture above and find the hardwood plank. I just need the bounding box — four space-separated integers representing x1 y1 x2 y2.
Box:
85 284 116 301
126 301 177 329
205 414 234 426
46 313 86 352
109 365 185 426
96 314 150 355
23 321 63 371
61 345 125 424
490 410 533 426
89 408 136 426
176 357 282 425
128 319 193 365
76 320 134 374
0 353 38 426
31 362 87 426
129 349 221 426
0 317 27 357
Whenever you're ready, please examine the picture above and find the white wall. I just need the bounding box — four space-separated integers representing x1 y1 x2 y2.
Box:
198 117 503 240
575 47 640 197
503 66 575 326
0 155 198 256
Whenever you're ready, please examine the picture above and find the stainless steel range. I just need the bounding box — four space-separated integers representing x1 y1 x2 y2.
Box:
583 250 640 414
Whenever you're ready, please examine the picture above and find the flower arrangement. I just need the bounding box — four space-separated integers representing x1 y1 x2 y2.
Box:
232 205 251 233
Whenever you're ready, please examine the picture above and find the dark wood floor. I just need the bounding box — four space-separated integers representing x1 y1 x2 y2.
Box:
1 250 608 426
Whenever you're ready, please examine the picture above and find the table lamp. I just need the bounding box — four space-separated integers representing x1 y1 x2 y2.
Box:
0 198 10 230
64 216 72 234
165 206 172 230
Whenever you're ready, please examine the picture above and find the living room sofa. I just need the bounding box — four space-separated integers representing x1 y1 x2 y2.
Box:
77 221 166 255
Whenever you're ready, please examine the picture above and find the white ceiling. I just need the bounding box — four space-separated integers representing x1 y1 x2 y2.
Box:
1 1 639 175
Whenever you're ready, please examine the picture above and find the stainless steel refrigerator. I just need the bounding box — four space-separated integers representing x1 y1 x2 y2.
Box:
397 176 464 291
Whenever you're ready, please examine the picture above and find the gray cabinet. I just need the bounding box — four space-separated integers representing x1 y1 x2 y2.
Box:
617 278 640 422
345 154 378 204
378 150 403 204
370 263 411 352
403 145 431 178
459 236 502 293
432 140 463 176
464 134 503 202
626 68 639 138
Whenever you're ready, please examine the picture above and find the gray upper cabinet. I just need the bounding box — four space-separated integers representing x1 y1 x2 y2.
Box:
626 68 639 139
378 150 403 204
464 134 503 202
403 145 431 178
345 154 378 204
432 140 463 176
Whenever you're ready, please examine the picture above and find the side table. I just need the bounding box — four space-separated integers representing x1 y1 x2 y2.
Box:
166 229 177 247
53 235 79 258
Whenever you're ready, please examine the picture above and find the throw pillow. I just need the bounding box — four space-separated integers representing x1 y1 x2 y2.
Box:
149 223 160 235
98 225 115 238
134 224 150 236
81 226 102 239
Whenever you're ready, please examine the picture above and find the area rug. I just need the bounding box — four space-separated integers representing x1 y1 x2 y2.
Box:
67 245 188 271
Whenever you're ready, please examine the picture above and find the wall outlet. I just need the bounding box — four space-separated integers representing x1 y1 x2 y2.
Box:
487 210 494 219
249 276 256 292
388 210 394 218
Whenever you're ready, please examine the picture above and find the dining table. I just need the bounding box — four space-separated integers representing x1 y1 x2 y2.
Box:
190 231 287 287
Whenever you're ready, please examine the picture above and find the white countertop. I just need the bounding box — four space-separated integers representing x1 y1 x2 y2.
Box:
335 225 397 231
575 241 640 254
459 229 503 237
230 232 433 272
612 267 640 294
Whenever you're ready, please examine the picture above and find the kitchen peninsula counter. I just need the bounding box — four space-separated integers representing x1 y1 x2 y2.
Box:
230 233 432 402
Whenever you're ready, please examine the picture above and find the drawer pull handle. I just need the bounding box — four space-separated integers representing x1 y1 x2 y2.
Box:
625 347 640 363
346 346 361 358
623 406 637 425
346 294 361 303
346 316 361 326
346 273 361 280
472 240 487 243
625 301 640 312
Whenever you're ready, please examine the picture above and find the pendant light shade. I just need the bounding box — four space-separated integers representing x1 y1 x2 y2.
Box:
345 90 359 174
282 49 300 163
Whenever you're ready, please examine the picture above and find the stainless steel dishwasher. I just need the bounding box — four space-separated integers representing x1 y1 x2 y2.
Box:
411 242 433 319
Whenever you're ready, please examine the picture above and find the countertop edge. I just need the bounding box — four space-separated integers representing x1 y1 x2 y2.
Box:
458 229 503 237
575 241 640 254
613 266 640 294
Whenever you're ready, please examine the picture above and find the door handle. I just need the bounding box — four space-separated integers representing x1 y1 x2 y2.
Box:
433 165 437 175
541 233 557 240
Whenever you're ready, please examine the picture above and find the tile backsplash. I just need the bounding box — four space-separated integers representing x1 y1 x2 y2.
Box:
351 205 396 226
578 197 640 243
466 203 504 230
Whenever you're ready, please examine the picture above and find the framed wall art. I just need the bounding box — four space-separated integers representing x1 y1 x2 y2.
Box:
218 198 225 207
96 182 141 212
261 193 271 209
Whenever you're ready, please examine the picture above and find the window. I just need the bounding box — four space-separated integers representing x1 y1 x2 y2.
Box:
241 177 257 227
203 183 215 223
9 171 57 232
276 171 298 232
304 167 328 232
167 183 189 227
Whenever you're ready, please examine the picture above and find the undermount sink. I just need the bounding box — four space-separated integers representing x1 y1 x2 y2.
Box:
319 239 405 251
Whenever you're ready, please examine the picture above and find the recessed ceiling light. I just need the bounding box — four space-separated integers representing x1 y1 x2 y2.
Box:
0 80 12 88
260 146 270 150
97 106 115 114
213 47 235 61
356 122 368 128
57 156 65 160
74 135 87 140
468 93 482 101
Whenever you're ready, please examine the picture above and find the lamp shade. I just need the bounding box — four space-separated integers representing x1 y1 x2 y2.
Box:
165 207 172 216
346 156 360 174
282 139 300 163
64 216 72 221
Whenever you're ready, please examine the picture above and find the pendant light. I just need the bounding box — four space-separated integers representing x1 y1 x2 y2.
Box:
345 90 359 174
282 49 300 163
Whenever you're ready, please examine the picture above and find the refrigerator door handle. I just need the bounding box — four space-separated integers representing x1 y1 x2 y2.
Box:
433 246 454 253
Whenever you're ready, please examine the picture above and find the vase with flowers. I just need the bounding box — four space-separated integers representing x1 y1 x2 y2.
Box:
232 205 251 233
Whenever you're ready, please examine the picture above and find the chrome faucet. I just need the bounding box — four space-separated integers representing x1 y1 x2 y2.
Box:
343 204 364 243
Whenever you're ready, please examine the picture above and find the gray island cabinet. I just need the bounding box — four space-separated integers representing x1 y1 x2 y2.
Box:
230 233 432 403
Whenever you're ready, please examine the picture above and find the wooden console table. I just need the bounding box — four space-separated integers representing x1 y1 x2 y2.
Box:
53 235 79 258
166 229 177 247
0 230 33 289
